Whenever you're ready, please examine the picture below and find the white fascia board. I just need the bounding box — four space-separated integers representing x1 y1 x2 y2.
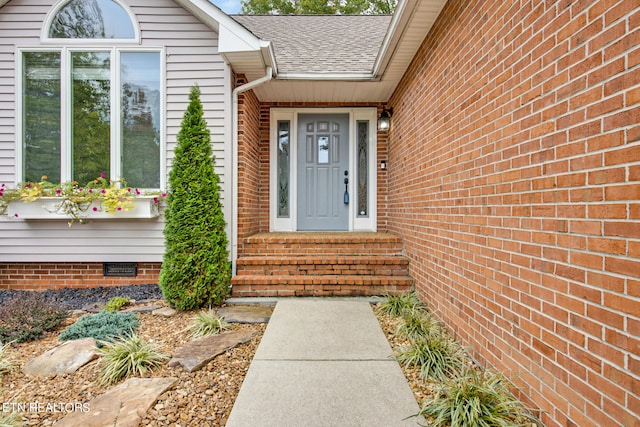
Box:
277 72 376 81
373 0 447 78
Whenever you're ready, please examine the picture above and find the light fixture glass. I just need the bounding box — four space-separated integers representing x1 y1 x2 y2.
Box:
377 108 393 131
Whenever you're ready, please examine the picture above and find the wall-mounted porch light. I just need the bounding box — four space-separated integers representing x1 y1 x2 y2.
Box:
377 107 393 131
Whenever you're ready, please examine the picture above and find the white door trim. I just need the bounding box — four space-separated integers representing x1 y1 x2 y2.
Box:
269 107 377 232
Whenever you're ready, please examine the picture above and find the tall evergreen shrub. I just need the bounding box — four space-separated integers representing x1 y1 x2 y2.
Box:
159 85 231 310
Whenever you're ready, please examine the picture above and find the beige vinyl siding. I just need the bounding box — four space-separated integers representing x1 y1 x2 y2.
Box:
0 0 230 262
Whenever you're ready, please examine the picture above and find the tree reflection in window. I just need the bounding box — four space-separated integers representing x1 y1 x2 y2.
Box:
49 0 134 39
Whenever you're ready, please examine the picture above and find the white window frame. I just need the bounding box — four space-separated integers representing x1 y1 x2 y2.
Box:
16 47 166 190
269 107 377 232
41 0 141 45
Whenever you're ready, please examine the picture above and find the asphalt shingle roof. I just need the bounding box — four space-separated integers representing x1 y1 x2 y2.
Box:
232 15 392 74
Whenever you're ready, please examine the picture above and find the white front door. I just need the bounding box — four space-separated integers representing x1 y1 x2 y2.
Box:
297 114 349 231
270 108 377 232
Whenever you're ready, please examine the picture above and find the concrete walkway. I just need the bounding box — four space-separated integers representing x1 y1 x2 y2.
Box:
226 299 423 427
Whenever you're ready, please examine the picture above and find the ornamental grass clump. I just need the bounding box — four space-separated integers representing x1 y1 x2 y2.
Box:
418 369 542 427
188 308 229 338
377 292 425 317
0 341 15 378
396 332 467 382
0 292 68 343
97 333 169 386
396 310 441 343
59 311 140 345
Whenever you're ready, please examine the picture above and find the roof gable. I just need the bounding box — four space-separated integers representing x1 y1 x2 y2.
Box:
233 15 391 76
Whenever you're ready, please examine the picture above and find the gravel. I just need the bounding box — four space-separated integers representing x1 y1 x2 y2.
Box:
0 284 164 310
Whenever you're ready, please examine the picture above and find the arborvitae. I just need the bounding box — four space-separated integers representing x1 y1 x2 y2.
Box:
158 85 230 310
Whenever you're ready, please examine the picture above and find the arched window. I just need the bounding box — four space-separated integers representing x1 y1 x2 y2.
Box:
48 0 135 39
19 1 162 189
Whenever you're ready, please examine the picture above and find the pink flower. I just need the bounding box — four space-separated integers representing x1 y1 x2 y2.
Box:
92 206 98 212
153 197 159 203
14 213 18 218
135 188 141 195
89 189 93 193
101 189 106 194
161 193 167 198
117 207 122 211
55 189 61 195
100 172 105 178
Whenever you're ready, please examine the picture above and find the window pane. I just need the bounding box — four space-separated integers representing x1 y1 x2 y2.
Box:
72 51 110 184
121 52 161 188
277 121 290 218
49 0 134 39
22 52 61 183
357 120 368 217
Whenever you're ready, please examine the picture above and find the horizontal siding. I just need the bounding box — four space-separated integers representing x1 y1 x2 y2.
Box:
0 0 231 263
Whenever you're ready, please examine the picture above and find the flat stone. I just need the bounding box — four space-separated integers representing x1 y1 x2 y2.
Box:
217 305 273 324
56 377 177 427
122 304 162 314
22 338 99 377
152 307 177 317
168 329 257 373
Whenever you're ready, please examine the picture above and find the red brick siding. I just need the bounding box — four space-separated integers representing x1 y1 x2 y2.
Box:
236 101 390 246
387 1 639 426
237 75 264 238
0 263 161 290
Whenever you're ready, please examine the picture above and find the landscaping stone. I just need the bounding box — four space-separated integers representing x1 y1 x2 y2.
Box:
55 377 177 427
122 304 162 314
22 338 99 377
152 307 177 317
218 305 273 324
168 329 257 373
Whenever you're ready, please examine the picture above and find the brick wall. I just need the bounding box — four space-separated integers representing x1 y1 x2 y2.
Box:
387 0 639 425
237 75 264 238
0 263 161 289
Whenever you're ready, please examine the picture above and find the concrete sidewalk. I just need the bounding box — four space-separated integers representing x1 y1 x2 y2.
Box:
226 299 423 427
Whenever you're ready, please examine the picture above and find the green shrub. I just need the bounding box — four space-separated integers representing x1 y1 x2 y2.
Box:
0 292 68 343
418 369 542 427
396 311 441 342
104 296 130 312
377 292 424 317
97 333 169 386
0 341 15 377
59 311 140 345
396 333 466 382
159 84 231 310
188 308 229 338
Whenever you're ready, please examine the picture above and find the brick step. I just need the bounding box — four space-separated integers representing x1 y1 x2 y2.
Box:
235 255 409 276
230 275 414 297
240 232 403 256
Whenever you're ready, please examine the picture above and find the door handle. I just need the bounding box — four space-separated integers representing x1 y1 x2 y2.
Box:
343 171 349 204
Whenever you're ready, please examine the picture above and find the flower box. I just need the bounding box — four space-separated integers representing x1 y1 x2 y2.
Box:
6 196 160 221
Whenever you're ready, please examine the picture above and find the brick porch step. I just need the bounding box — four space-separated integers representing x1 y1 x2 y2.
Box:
235 256 409 276
232 232 413 297
231 275 414 297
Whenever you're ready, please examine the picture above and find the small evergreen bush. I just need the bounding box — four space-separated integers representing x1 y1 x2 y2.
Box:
159 84 231 310
104 296 130 312
396 333 466 382
59 311 140 345
98 333 169 386
418 369 542 427
0 292 68 343
188 308 229 338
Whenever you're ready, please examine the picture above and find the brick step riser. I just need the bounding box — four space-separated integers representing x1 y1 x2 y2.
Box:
236 267 410 276
230 278 413 298
240 244 404 257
